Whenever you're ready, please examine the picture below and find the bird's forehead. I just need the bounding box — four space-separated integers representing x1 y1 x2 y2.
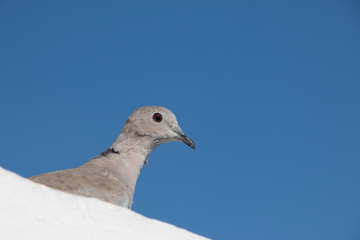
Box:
129 106 178 123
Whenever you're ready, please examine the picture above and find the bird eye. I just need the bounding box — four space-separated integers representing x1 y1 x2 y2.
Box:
152 113 163 123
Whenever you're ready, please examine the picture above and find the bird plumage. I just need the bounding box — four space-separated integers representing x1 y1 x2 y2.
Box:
29 106 195 208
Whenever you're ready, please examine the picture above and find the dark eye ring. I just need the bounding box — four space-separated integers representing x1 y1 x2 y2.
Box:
153 113 163 123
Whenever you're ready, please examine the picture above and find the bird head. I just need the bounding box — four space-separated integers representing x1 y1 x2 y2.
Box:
122 106 195 149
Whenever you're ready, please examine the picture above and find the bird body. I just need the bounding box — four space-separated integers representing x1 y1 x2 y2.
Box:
29 106 195 208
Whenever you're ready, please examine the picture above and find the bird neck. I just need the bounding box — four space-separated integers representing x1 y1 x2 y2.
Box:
110 135 153 174
85 131 154 199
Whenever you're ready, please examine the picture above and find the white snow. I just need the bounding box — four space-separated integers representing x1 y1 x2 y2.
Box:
0 167 209 240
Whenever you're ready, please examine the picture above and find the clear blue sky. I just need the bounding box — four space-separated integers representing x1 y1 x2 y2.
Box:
0 1 359 239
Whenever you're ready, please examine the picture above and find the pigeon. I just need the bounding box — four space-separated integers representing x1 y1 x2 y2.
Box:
29 106 195 208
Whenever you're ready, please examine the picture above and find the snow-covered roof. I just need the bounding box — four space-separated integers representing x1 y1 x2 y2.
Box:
0 167 209 240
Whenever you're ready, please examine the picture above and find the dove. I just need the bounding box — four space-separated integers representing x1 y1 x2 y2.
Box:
29 106 195 208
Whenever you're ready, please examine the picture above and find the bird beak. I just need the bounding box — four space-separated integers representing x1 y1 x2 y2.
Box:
174 130 196 149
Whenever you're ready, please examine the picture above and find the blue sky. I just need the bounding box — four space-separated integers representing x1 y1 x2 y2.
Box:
1 1 359 239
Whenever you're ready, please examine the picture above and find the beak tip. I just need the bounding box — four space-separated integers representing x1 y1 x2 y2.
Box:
173 129 195 150
185 138 196 150
177 133 196 150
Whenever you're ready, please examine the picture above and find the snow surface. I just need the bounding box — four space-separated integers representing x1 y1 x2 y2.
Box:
0 167 209 240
